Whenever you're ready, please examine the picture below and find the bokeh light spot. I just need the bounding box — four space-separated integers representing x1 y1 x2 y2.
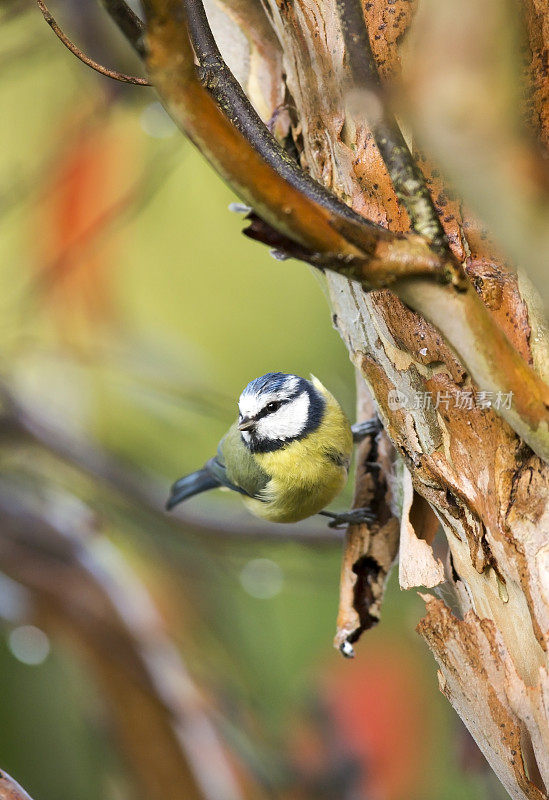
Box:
8 625 51 666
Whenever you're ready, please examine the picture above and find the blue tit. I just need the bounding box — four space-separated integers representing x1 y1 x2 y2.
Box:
167 372 374 525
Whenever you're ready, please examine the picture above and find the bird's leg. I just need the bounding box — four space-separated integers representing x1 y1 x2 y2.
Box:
319 508 377 529
322 418 382 528
351 415 382 443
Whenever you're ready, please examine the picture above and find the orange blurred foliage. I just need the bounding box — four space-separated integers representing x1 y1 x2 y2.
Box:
34 107 137 343
322 640 434 800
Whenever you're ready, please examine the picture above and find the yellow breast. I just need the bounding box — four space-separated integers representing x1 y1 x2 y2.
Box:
244 377 353 523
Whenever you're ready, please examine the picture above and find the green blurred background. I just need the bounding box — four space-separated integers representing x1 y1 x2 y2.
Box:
0 5 506 799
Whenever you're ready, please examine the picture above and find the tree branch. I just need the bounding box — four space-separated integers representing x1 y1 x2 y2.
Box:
182 0 459 285
109 0 449 288
185 0 380 232
0 770 34 800
37 0 150 85
99 0 146 57
335 0 450 258
398 278 549 463
178 0 464 289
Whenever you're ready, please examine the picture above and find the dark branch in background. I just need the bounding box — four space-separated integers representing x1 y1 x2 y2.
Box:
0 493 245 800
0 391 342 545
36 0 150 85
335 0 451 259
99 0 146 57
0 485 360 796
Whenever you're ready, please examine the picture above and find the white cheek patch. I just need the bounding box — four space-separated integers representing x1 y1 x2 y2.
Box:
255 391 310 441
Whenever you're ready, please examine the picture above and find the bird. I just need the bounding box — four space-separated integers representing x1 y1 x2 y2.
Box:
166 372 378 527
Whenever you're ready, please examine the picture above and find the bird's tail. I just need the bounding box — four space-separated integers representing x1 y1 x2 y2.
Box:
166 468 220 511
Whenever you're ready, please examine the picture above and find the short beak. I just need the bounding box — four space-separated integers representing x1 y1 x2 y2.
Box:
238 417 255 431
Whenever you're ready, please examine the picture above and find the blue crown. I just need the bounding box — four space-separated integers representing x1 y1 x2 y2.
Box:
241 372 299 397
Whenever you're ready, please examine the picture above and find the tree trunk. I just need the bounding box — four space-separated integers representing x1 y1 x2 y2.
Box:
253 0 549 794
101 0 549 795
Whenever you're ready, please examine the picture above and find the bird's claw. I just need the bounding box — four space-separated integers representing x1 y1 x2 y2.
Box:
321 507 377 529
351 416 382 443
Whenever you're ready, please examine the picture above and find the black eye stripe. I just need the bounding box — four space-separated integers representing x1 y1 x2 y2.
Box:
254 398 286 420
240 388 305 425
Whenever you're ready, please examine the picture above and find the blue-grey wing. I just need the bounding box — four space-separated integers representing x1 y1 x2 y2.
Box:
204 455 253 497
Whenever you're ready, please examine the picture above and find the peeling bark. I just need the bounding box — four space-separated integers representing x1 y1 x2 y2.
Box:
399 465 444 590
334 375 399 654
418 596 547 799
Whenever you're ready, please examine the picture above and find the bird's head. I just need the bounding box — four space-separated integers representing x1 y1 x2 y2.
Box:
237 372 325 452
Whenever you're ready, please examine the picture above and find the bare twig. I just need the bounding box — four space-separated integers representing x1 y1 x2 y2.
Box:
0 490 246 800
36 0 150 85
335 0 450 259
99 0 146 57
